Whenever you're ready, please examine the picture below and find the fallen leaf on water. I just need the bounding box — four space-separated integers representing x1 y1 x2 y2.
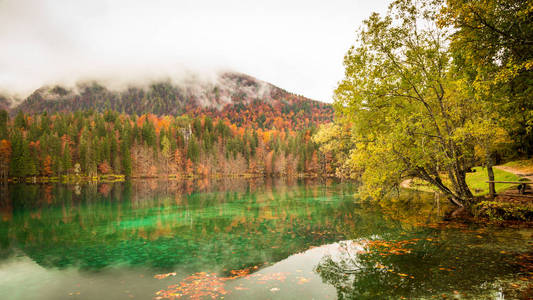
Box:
154 268 292 299
297 277 310 284
256 272 288 283
155 272 228 300
154 272 177 279
270 288 280 292
234 286 249 291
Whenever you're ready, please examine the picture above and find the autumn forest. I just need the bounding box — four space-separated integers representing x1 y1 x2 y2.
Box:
0 73 334 180
1 0 533 299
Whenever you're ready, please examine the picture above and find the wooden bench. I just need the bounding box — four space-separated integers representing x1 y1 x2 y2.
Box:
486 181 532 195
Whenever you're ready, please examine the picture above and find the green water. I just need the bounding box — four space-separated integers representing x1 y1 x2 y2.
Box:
0 179 530 299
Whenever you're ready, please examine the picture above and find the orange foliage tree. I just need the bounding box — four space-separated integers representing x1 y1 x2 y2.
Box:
98 161 112 174
0 139 11 179
42 155 53 176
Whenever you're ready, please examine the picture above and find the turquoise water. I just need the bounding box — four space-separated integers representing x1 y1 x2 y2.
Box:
0 179 530 299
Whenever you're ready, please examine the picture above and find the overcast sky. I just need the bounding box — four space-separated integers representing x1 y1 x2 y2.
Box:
0 0 389 102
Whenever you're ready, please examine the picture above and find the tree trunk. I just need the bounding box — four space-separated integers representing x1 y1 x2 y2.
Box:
486 153 496 199
419 170 465 207
454 170 473 204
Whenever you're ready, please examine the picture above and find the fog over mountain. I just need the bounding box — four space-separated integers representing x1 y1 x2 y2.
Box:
0 0 389 102
12 72 334 123
17 71 271 109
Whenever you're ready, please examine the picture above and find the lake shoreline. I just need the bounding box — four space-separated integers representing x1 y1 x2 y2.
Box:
1 172 328 184
4 173 532 226
1 180 531 299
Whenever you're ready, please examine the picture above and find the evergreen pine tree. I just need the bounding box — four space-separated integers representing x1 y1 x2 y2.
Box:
0 110 8 139
9 132 23 177
121 138 132 177
62 145 72 174
14 111 26 129
187 137 200 163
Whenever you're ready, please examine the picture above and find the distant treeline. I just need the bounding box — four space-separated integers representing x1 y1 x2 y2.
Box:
0 109 335 179
14 73 333 131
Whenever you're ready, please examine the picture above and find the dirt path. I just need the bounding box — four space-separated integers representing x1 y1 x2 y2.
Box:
400 165 533 191
400 178 412 189
494 165 533 182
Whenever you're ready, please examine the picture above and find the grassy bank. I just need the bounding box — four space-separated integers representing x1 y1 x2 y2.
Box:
406 166 520 196
404 160 533 222
466 167 520 196
501 158 533 173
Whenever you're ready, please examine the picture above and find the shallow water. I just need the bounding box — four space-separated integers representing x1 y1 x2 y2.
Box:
0 179 531 299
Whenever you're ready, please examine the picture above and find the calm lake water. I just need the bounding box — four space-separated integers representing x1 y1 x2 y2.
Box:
0 179 531 299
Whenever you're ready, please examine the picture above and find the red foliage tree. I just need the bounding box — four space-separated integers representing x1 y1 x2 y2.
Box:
174 148 184 172
41 155 53 176
98 161 112 174
185 158 194 175
0 139 11 179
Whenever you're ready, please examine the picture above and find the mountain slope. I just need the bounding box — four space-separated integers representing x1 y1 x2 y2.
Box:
14 72 333 129
0 95 11 111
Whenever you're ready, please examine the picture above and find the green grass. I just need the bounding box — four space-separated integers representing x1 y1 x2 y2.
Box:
406 166 520 196
502 158 533 168
466 167 520 196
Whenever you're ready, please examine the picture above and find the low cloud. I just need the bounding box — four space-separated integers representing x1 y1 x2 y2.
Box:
0 0 389 103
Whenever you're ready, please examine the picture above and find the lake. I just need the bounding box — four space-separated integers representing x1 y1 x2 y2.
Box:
0 179 531 299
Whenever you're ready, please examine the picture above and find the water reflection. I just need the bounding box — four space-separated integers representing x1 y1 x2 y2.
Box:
0 179 530 299
0 178 362 272
315 231 529 299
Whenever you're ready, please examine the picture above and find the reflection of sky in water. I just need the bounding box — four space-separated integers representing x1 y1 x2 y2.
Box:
0 179 531 299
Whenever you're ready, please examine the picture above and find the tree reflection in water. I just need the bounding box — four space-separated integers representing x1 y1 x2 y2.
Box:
0 180 530 299
315 227 528 299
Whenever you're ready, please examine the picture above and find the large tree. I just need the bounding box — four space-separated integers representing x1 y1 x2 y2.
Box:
442 0 533 155
333 0 502 206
